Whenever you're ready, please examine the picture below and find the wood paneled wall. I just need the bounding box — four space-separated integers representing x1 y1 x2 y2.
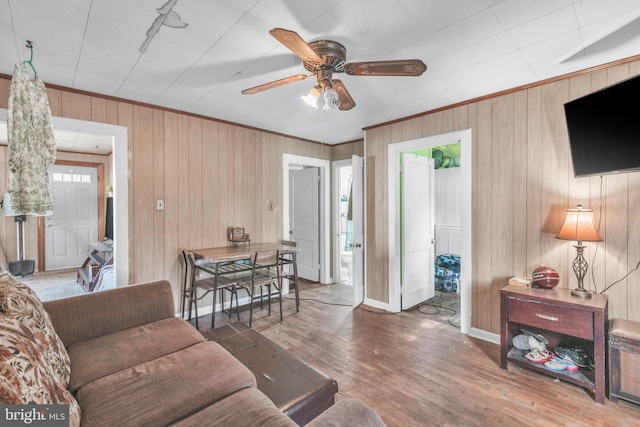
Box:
365 59 640 333
331 140 364 161
3 57 637 334
0 77 332 311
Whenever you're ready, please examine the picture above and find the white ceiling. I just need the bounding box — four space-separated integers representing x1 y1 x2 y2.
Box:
0 123 114 155
2 0 640 146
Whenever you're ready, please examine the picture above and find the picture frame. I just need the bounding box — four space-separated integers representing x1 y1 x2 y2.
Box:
227 226 246 241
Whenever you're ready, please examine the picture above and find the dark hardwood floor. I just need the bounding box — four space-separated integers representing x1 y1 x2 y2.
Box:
25 271 640 425
195 280 640 427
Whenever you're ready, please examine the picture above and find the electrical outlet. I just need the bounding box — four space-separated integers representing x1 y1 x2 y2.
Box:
156 200 164 211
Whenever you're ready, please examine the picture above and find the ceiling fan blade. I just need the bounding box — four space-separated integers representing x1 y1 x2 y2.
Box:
242 74 313 95
344 59 427 76
269 28 323 65
332 80 356 111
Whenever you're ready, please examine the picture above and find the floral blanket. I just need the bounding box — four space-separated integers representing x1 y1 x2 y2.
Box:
3 62 56 216
0 272 80 426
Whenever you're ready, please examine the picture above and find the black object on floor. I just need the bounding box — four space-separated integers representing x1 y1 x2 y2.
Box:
8 215 35 277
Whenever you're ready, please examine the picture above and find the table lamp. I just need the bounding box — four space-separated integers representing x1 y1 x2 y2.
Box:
555 205 602 298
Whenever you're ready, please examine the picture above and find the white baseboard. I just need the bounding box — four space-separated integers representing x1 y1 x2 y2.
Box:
362 298 393 311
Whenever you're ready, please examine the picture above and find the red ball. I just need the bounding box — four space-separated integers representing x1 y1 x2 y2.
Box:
532 265 560 289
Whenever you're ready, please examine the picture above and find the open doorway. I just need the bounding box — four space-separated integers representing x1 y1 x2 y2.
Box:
289 165 321 282
332 159 353 286
388 129 472 334
0 109 129 290
402 147 462 327
282 154 331 285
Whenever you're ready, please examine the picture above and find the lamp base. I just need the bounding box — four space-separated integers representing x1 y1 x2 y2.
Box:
571 287 592 298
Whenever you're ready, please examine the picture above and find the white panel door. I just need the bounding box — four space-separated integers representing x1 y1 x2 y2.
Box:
352 155 364 306
45 165 98 270
290 167 319 281
401 154 435 310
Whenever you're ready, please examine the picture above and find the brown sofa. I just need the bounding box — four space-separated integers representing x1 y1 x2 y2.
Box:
0 274 385 426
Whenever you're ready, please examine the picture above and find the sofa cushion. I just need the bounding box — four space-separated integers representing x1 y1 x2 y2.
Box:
169 387 297 427
67 317 204 392
76 341 256 427
305 398 387 427
0 271 70 386
0 311 81 427
43 280 176 347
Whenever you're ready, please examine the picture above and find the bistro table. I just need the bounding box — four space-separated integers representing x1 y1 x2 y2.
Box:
192 242 297 264
190 242 300 313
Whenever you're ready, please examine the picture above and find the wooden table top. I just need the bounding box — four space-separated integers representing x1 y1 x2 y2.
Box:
190 242 299 263
501 284 608 310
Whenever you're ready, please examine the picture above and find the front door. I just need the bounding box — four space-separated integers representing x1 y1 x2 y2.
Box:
290 167 320 281
401 154 435 310
45 165 98 270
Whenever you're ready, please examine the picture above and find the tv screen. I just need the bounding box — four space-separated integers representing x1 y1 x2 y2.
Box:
105 197 113 241
564 74 640 177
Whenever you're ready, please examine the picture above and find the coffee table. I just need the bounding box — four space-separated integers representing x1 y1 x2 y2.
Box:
202 322 338 426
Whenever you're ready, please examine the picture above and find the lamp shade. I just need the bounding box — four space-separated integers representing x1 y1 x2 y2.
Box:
301 86 321 108
555 205 602 242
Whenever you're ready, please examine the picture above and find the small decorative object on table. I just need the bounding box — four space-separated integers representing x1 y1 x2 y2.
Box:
227 226 250 246
531 265 559 289
508 277 531 288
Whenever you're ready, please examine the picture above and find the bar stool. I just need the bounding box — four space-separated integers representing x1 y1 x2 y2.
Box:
236 251 282 327
182 250 242 330
278 240 299 311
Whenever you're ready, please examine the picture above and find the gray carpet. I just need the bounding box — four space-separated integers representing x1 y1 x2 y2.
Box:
18 269 85 301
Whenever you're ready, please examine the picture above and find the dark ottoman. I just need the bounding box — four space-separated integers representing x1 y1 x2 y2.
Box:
202 322 338 426
608 318 640 405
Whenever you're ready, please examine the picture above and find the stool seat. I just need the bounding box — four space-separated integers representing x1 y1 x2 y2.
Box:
609 318 640 341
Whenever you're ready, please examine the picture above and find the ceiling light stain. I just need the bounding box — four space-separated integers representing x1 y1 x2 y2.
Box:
139 0 189 54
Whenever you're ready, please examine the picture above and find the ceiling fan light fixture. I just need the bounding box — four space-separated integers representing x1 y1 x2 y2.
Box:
322 88 339 111
244 28 427 112
301 86 321 109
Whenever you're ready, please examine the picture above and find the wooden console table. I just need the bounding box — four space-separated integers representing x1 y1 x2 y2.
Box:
77 241 113 292
500 285 608 403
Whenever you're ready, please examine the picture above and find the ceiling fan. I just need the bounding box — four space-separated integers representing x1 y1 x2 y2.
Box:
241 28 427 111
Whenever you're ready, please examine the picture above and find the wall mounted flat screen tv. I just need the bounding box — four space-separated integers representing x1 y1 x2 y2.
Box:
564 74 640 177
